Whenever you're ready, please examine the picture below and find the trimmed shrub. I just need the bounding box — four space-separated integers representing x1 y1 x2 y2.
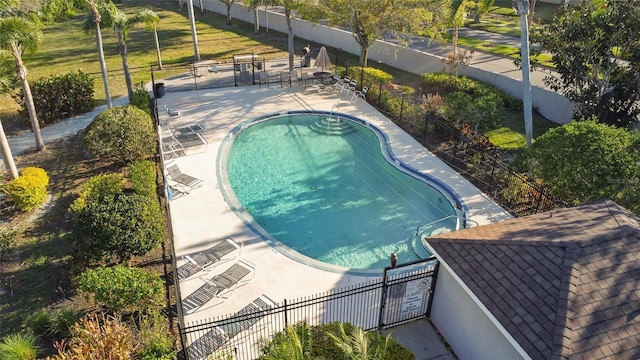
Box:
346 66 394 91
0 332 39 360
72 193 163 263
129 82 152 116
50 313 135 359
128 160 157 198
83 105 156 163
68 173 125 213
12 70 94 125
4 167 49 212
77 266 164 314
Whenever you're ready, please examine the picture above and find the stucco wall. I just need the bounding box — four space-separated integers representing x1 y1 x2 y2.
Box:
430 261 531 360
195 0 574 124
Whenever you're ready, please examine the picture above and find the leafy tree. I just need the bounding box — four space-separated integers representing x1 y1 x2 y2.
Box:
0 15 45 150
82 0 113 108
449 0 494 53
83 105 156 163
531 0 640 128
0 52 18 179
72 193 163 263
317 0 446 67
524 119 640 214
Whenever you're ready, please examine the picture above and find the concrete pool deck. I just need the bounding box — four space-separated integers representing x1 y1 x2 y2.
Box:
158 85 512 358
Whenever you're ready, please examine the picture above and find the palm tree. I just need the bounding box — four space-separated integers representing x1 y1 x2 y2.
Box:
138 8 162 70
83 0 113 108
109 5 147 99
0 53 19 179
0 16 45 151
243 0 262 33
221 0 235 26
449 0 494 54
271 0 302 72
513 0 533 146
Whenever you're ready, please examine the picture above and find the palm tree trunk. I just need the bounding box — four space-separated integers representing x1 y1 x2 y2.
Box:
286 12 294 72
153 26 163 70
0 118 18 179
253 8 259 33
514 0 533 146
14 54 45 151
94 22 112 108
187 0 200 61
117 31 133 98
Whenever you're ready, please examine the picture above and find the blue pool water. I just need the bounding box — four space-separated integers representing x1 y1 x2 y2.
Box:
219 112 464 271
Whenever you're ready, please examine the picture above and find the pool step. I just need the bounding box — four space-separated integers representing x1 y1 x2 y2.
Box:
409 226 453 259
309 117 356 135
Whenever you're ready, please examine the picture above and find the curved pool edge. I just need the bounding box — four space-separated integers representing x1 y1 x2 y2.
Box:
216 110 468 275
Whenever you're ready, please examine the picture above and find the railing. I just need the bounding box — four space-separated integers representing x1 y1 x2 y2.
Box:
178 259 438 360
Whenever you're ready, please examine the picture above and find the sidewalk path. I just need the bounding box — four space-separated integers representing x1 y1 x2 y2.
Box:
7 96 129 157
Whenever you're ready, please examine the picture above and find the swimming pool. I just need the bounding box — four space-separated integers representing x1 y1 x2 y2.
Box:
217 111 466 272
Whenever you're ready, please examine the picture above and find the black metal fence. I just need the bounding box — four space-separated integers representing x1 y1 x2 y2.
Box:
349 76 571 217
179 259 438 360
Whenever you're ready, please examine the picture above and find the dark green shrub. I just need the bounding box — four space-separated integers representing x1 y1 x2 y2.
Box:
128 160 156 197
72 193 163 263
77 266 164 314
23 309 79 339
12 70 94 125
23 311 52 338
4 167 49 212
83 105 156 163
0 226 17 260
0 332 39 360
68 173 125 213
441 91 504 131
129 82 152 116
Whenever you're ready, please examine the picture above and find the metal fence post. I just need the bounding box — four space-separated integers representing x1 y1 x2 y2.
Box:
378 81 383 107
399 93 405 124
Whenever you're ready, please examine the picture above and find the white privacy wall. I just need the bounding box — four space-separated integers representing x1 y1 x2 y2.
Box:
195 0 574 124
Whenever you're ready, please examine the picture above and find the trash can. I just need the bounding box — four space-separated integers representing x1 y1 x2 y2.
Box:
154 82 165 98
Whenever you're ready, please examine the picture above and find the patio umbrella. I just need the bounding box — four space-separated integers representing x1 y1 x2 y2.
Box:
314 46 332 71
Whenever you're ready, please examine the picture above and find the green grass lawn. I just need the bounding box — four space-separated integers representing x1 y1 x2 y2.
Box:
486 110 558 150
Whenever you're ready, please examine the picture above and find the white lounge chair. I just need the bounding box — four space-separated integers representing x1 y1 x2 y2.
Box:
176 238 243 280
182 260 256 314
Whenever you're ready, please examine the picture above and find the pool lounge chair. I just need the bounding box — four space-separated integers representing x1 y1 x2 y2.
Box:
165 105 181 117
182 260 256 314
166 163 203 192
186 294 277 360
176 238 243 280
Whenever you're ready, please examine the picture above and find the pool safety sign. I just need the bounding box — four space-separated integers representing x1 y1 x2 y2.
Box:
400 279 430 316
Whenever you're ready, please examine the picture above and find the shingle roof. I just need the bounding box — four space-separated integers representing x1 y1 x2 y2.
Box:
426 200 640 360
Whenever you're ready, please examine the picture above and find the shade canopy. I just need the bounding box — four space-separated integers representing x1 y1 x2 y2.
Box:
314 46 332 70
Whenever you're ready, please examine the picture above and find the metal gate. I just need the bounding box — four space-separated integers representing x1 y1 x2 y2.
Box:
179 257 439 360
